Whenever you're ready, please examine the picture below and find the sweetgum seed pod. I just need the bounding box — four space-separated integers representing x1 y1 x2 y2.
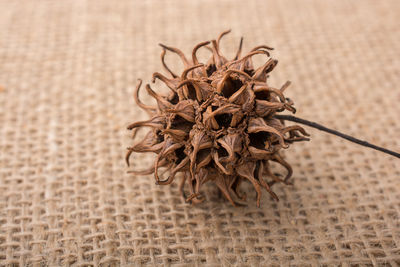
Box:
127 31 400 207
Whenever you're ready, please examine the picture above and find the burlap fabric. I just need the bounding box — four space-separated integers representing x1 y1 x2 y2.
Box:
1 0 399 266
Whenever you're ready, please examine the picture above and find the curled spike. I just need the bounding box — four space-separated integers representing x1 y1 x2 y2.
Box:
251 45 274 52
203 104 241 130
283 103 297 113
154 153 165 184
228 84 247 102
217 29 231 49
162 128 188 141
162 142 183 157
263 160 286 184
195 152 212 172
217 133 243 162
212 150 231 175
211 40 227 69
253 86 286 103
281 125 310 136
228 50 270 71
152 72 179 91
203 106 219 129
256 161 279 201
254 99 285 117
231 177 246 200
214 175 237 206
126 148 134 167
248 145 273 159
145 84 174 111
179 172 187 199
177 79 213 101
161 49 178 78
192 41 211 64
248 117 288 148
186 168 207 204
133 79 157 114
157 157 190 185
252 59 278 81
189 130 212 183
166 100 195 122
127 159 168 175
181 64 204 79
159 43 191 68
273 153 293 183
127 116 165 130
216 70 251 94
226 69 253 81
127 132 164 154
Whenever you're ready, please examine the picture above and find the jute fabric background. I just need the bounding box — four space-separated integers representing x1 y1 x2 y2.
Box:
0 0 399 266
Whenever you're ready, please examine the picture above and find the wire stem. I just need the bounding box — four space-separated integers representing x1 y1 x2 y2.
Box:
275 114 400 159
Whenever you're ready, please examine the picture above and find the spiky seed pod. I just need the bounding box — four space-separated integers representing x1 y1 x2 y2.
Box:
127 30 310 207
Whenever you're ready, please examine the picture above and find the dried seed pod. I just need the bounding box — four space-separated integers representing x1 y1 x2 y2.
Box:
127 31 312 207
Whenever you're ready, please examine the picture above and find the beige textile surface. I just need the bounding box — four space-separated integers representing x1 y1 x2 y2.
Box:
0 0 400 266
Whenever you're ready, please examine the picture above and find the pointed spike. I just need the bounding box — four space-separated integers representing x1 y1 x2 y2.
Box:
133 79 157 114
236 161 262 207
280 81 291 92
234 37 244 60
214 175 237 206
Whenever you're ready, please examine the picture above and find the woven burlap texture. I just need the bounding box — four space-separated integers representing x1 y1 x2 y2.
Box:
1 0 399 266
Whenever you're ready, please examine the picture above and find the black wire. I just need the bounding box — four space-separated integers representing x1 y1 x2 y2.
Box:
275 114 400 159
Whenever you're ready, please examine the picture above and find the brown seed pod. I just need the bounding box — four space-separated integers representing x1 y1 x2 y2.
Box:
126 30 312 207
